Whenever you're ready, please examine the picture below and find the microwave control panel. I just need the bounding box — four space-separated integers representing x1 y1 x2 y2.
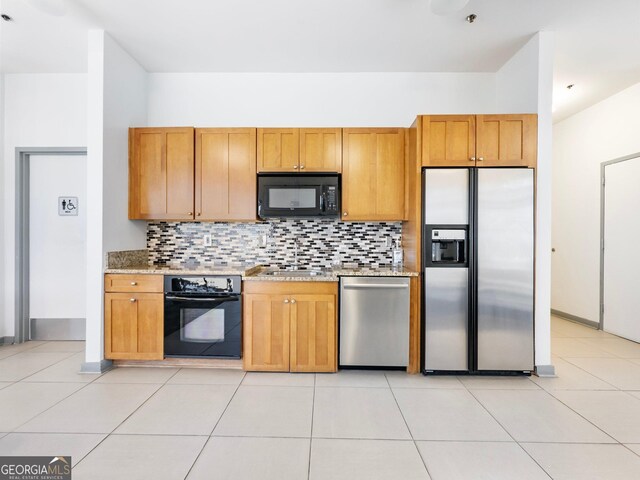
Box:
324 186 338 213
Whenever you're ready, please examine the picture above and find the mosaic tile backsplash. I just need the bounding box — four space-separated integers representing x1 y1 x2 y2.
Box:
147 219 402 269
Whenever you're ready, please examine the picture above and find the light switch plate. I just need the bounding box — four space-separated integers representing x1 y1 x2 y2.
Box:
203 234 212 247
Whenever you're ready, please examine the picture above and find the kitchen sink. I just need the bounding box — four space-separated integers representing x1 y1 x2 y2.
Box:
258 269 326 277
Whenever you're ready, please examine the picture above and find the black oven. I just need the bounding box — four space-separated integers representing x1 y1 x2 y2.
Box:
164 276 242 358
257 174 340 219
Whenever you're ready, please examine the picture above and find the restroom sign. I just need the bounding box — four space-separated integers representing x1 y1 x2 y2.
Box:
58 197 78 216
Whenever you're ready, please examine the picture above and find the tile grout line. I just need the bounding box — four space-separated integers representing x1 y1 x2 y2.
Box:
181 370 247 480
72 367 185 470
7 350 80 383
307 373 316 480
384 372 433 480
461 382 554 480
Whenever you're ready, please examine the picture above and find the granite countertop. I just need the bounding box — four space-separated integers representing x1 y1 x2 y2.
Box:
105 264 262 276
242 265 418 282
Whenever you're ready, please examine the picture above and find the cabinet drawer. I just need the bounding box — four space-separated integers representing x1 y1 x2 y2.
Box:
105 274 164 293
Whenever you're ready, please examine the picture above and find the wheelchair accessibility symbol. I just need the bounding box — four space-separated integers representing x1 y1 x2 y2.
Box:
58 197 79 216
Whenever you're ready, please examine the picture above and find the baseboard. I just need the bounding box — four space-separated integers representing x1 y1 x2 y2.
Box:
551 309 599 329
80 360 113 374
535 364 556 377
0 336 16 345
30 318 86 340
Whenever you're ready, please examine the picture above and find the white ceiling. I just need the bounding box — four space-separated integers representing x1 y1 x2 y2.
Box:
1 0 640 121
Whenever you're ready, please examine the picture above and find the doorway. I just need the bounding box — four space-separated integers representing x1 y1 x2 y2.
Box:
15 148 87 343
601 153 640 342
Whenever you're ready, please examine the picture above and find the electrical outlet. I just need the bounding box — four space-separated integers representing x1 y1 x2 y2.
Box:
260 234 268 247
385 237 393 248
203 234 212 247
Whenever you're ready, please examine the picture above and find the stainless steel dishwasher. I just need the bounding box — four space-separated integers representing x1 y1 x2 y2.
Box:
339 276 410 368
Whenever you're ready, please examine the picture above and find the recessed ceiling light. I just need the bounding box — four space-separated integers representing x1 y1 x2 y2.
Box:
1 13 12 21
567 84 575 89
466 14 477 23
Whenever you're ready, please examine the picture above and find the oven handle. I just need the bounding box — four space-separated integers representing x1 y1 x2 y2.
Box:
165 295 240 302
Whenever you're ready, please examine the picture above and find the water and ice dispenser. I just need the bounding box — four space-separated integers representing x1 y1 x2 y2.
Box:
427 228 467 266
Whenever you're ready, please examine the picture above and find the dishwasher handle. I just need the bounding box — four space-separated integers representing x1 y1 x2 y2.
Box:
342 283 409 290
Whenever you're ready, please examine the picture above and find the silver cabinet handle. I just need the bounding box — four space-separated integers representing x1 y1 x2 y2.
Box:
470 157 476 161
188 212 193 215
478 157 484 161
300 165 305 169
293 165 298 169
284 299 289 303
291 299 296 304
343 212 348 217
343 284 409 289
130 281 137 286
130 298 137 303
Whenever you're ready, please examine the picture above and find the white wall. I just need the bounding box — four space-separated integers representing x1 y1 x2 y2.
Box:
85 31 147 365
2 74 87 339
552 82 640 322
29 155 87 319
495 32 555 369
147 72 497 127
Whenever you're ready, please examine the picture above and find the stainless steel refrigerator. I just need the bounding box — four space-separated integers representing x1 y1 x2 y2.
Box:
423 168 534 373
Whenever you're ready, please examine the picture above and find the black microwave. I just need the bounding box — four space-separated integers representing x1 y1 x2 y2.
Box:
257 174 340 219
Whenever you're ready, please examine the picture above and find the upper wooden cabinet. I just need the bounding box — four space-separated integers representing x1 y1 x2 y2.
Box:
476 114 537 167
299 128 342 172
243 281 337 373
421 114 537 168
257 129 300 172
257 128 342 173
129 127 195 220
196 128 257 221
421 115 476 167
342 128 406 221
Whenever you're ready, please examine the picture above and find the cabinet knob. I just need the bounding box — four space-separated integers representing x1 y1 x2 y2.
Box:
130 281 137 286
293 165 298 169
197 212 201 216
291 299 296 304
343 212 348 217
130 298 137 303
300 165 305 169
284 299 289 303
478 157 484 162
188 212 193 215
470 157 476 161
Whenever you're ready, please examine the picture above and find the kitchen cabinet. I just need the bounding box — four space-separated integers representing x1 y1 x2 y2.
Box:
243 282 338 373
421 114 537 168
257 129 300 172
129 127 195 220
104 274 164 360
342 128 406 221
476 114 537 167
196 128 257 221
257 128 342 173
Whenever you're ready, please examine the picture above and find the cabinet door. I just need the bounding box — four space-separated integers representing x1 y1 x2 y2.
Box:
196 128 257 221
243 294 290 371
342 128 405 221
421 115 476 167
299 128 342 172
290 294 337 373
476 114 537 167
104 293 164 360
257 129 300 172
129 127 195 220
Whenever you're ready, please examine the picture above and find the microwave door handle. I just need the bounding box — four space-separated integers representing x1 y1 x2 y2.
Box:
320 191 325 212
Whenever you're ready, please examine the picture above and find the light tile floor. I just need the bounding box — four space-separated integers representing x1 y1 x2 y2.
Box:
0 315 639 479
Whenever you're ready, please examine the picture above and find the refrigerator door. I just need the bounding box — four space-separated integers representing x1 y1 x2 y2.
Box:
424 169 469 225
424 267 469 371
476 169 534 371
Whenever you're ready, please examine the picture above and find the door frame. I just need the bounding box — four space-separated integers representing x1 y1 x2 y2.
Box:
14 147 87 343
599 152 640 331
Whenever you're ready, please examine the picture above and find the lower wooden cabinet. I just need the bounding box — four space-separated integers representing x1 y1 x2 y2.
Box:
243 282 338 372
104 275 164 360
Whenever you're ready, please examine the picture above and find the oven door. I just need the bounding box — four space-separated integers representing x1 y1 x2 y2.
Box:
164 294 241 358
